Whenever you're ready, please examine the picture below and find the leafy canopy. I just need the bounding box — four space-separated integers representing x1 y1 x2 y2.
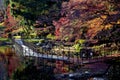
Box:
10 0 61 22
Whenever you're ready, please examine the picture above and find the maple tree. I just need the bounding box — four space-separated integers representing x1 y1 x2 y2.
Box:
3 4 18 37
3 0 120 44
53 0 120 41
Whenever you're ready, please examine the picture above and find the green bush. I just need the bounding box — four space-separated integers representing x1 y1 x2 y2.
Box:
0 38 10 42
73 39 85 52
73 43 82 52
46 34 55 40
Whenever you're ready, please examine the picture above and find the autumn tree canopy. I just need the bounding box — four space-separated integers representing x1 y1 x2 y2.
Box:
3 0 120 43
53 0 120 41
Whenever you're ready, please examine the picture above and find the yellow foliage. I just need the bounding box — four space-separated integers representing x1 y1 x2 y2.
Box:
0 22 4 26
5 48 15 56
100 15 107 19
13 36 21 39
12 27 23 33
117 20 120 24
105 24 112 29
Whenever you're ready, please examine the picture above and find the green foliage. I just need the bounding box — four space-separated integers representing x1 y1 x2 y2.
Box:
11 61 55 80
0 46 10 53
73 39 85 52
63 36 69 41
39 39 45 43
5 0 62 38
75 39 85 46
0 38 10 42
46 33 55 40
13 36 21 39
73 43 82 52
10 0 60 22
78 40 85 45
92 44 105 50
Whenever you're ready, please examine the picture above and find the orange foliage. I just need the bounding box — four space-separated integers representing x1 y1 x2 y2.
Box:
3 4 17 37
